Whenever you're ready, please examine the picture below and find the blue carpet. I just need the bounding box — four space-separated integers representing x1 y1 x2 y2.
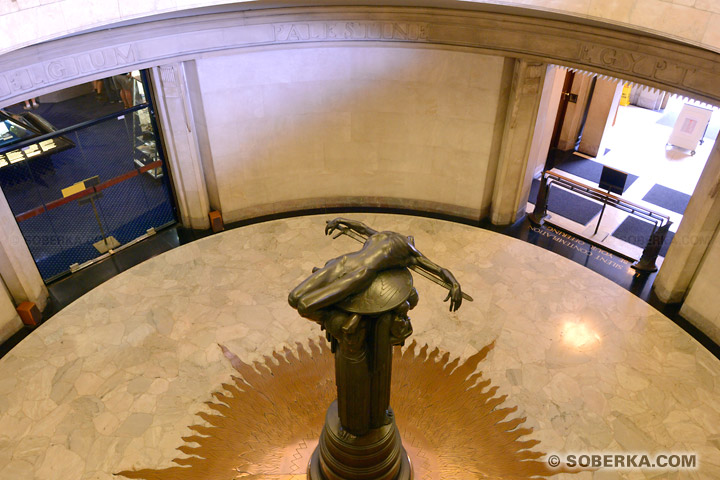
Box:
6 92 127 130
611 216 675 257
555 154 639 191
642 184 691 215
1 94 176 280
530 179 604 225
30 203 174 280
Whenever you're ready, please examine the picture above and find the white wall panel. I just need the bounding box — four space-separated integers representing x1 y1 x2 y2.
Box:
195 46 505 221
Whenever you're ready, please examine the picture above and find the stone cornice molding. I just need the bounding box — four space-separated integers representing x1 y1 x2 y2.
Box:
2 6 720 107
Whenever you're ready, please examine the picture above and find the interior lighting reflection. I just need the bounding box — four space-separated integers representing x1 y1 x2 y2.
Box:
561 321 601 349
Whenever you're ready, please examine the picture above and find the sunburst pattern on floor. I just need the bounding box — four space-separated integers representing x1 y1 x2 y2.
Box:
118 338 568 480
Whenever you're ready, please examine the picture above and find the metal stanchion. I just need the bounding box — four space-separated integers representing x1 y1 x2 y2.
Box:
632 221 672 273
593 189 611 236
529 173 549 225
69 175 120 254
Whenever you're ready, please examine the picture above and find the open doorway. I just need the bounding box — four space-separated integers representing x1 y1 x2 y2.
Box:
527 65 717 266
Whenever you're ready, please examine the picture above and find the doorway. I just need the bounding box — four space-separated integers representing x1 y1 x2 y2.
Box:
527 66 717 262
0 71 177 281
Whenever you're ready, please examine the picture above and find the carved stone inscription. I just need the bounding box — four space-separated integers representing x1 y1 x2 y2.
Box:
0 44 136 99
273 22 429 42
578 44 696 87
2 11 720 106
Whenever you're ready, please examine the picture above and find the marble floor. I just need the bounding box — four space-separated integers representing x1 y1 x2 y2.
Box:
0 214 718 479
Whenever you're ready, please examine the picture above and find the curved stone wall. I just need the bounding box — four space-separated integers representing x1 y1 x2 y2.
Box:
2 0 720 58
194 46 506 222
3 6 720 108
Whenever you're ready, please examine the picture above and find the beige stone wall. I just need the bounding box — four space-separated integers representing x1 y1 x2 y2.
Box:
0 280 21 345
578 77 622 157
679 229 720 344
527 65 565 178
195 46 505 221
2 0 720 59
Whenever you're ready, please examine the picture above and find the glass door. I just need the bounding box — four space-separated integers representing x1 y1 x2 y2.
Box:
0 71 176 281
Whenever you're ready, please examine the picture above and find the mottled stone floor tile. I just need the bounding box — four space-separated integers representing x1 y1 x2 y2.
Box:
0 214 717 479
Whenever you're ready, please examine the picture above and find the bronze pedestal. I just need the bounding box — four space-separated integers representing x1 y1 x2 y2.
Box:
307 270 415 480
289 218 469 480
309 401 411 480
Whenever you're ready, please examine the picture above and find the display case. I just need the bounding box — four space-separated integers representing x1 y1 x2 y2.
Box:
131 74 163 179
0 110 74 167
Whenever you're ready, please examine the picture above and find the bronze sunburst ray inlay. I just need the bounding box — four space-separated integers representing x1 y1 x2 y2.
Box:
118 339 568 480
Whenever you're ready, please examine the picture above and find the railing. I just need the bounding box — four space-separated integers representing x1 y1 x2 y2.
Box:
0 103 151 156
14 160 163 222
0 86 175 281
529 170 672 272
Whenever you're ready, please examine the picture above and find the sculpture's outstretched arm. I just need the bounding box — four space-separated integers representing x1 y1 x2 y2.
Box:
296 267 374 317
413 255 463 312
325 218 378 238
